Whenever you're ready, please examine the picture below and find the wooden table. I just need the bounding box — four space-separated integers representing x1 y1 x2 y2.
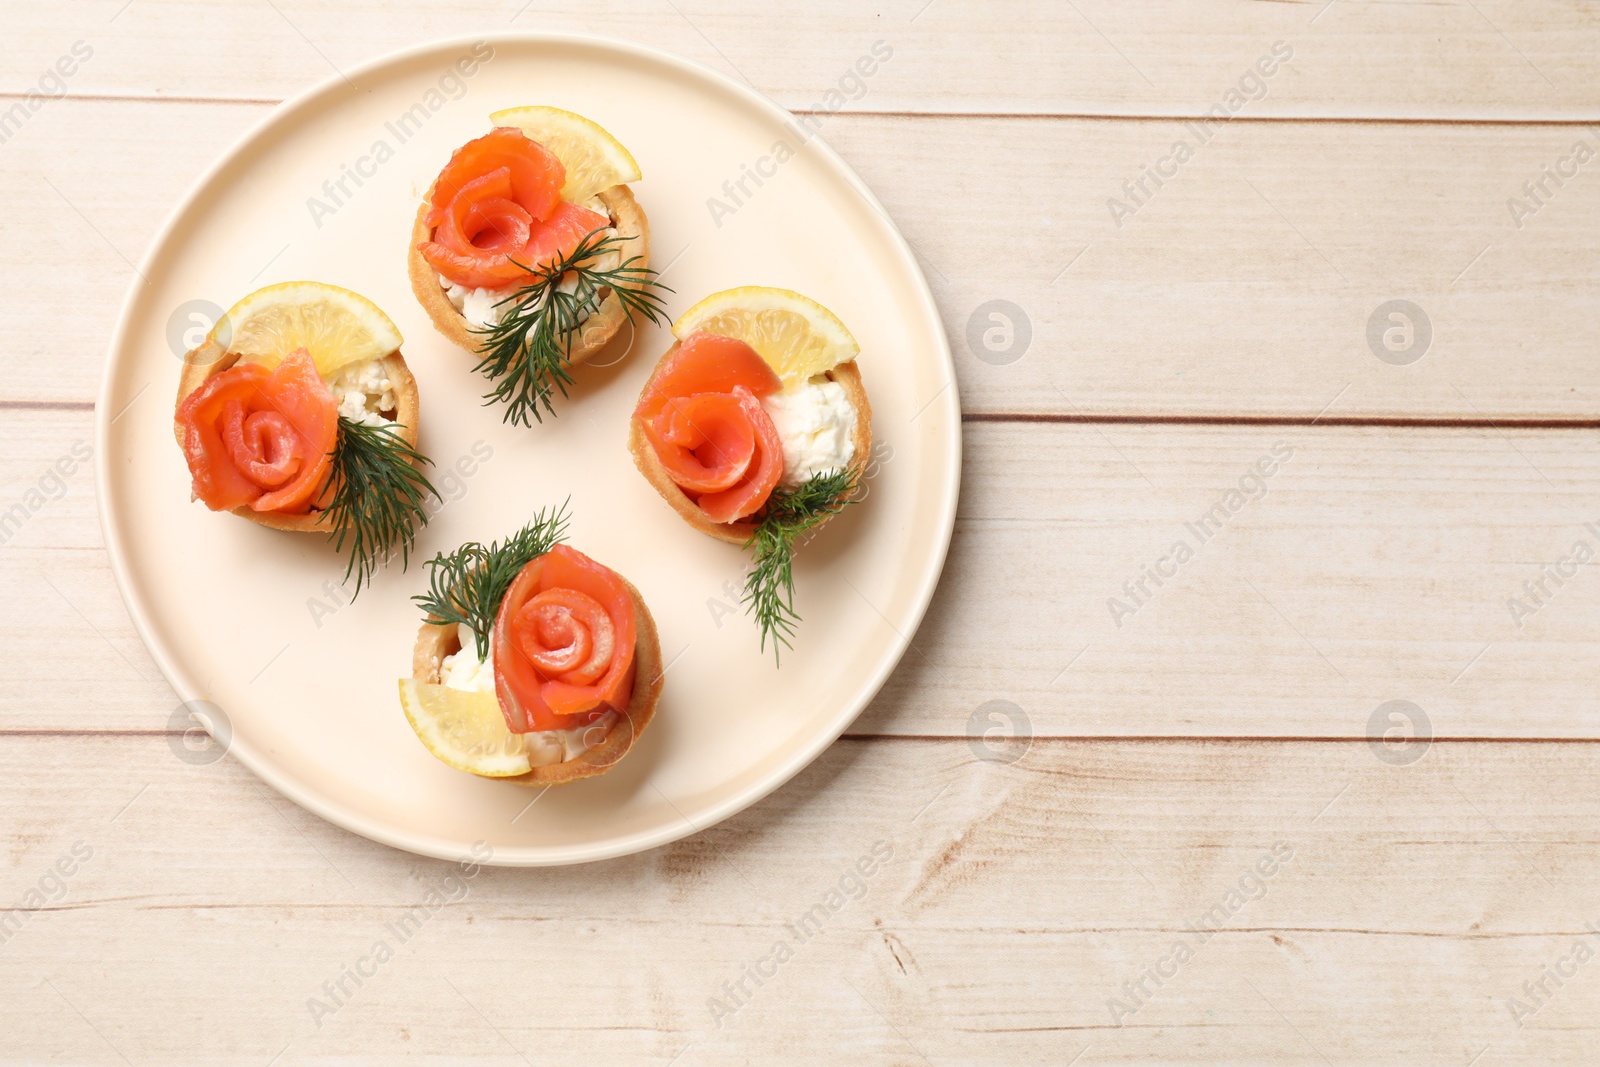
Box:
5 2 1600 1063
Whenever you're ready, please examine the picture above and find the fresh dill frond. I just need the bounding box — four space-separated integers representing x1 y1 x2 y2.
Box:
741 468 859 665
411 501 571 641
469 229 671 427
324 417 438 596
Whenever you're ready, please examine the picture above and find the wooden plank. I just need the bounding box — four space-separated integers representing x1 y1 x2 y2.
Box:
4 0 1599 119
0 99 261 406
6 102 1599 419
0 733 1595 1063
844 113 1600 421
12 407 1600 738
866 419 1600 739
6 10 1599 1064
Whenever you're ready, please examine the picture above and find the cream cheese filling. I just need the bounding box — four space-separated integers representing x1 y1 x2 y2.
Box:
760 376 858 489
328 359 398 428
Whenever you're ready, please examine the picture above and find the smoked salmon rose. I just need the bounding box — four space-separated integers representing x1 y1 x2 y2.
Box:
405 512 662 786
416 129 609 290
493 544 638 733
175 347 338 515
407 108 666 426
172 282 437 595
627 287 873 661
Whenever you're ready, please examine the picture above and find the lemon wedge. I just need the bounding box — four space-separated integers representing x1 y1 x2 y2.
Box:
489 105 642 203
217 281 403 379
398 679 531 777
672 286 859 387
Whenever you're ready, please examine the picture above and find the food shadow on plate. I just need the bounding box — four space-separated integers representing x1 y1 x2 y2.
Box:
569 316 672 398
784 459 880 577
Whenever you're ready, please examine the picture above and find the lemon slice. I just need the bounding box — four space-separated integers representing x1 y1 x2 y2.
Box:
673 286 859 387
490 105 642 204
216 281 403 379
398 679 531 777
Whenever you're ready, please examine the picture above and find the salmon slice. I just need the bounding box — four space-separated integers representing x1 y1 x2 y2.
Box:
432 168 532 257
425 127 564 228
176 348 339 514
420 129 610 290
633 332 782 422
640 392 757 494
420 189 608 291
690 386 784 524
521 200 610 275
635 333 786 523
493 545 638 733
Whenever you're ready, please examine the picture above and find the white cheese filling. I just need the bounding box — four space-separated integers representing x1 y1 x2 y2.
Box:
761 377 858 489
438 623 615 767
441 280 517 329
440 196 619 330
328 359 398 428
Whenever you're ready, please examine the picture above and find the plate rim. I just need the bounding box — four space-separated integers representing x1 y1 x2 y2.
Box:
95 30 962 866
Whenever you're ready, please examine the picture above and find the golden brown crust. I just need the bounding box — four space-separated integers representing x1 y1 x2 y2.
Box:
173 343 421 534
833 359 874 481
627 343 873 545
407 184 649 368
411 577 663 786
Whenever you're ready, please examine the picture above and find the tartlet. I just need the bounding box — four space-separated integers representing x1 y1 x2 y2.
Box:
629 351 871 545
404 107 667 425
171 281 436 589
626 287 872 656
402 514 662 785
409 575 661 786
175 344 420 534
408 183 650 370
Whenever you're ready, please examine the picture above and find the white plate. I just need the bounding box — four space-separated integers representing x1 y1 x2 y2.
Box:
97 33 959 866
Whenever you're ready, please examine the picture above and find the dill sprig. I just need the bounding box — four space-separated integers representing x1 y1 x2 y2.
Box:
411 501 571 642
470 229 671 426
741 468 859 665
324 417 439 595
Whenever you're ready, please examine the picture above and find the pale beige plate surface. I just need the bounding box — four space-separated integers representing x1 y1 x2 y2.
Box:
96 33 959 865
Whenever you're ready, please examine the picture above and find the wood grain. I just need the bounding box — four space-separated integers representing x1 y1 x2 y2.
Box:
829 114 1600 421
4 6 1599 1063
0 734 1595 1064
11 408 1600 738
4 0 1600 119
6 103 1599 419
